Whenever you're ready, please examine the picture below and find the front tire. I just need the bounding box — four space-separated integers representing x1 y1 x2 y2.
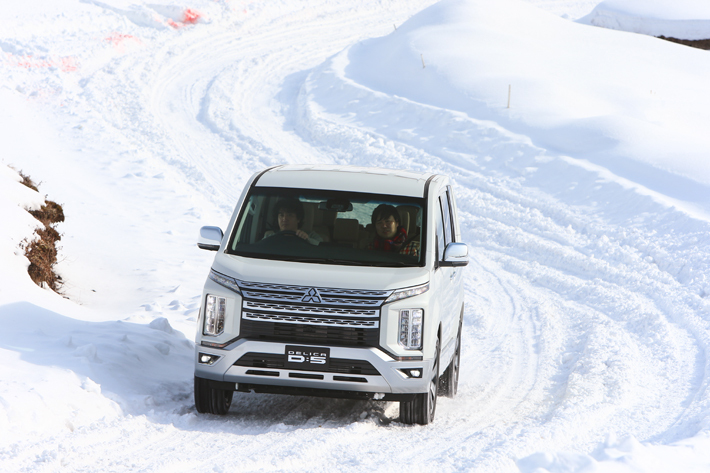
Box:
400 338 439 425
440 317 461 398
194 376 233 415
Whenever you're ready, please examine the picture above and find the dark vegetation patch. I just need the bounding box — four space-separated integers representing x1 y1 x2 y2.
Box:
658 36 710 50
19 172 39 191
18 171 65 292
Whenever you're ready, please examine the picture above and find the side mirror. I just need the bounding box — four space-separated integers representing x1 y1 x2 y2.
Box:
441 242 469 267
198 226 224 251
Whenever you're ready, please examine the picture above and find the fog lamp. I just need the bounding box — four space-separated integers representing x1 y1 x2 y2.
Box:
198 353 221 365
400 368 423 378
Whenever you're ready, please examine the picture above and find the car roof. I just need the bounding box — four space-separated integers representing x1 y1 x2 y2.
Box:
255 165 439 198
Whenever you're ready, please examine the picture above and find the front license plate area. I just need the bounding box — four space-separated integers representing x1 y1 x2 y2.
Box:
285 345 330 371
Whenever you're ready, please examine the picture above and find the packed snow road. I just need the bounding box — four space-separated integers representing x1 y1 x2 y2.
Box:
2 0 710 471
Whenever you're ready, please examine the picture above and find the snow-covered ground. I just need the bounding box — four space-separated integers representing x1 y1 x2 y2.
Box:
2 0 710 471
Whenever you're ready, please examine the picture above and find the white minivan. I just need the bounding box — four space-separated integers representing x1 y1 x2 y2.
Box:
195 165 467 424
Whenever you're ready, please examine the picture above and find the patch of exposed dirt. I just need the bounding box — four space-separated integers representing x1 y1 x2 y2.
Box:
18 171 65 292
658 36 710 50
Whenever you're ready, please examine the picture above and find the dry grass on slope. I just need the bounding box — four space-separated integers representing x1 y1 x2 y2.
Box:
18 171 65 292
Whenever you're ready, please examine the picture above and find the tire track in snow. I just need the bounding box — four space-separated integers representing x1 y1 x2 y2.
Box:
83 1 439 209
294 40 710 465
5 0 710 471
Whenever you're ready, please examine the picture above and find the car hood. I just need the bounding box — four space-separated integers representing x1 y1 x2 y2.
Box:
212 253 430 291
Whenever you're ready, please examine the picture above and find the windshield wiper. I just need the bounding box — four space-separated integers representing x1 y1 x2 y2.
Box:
310 258 415 267
363 260 417 267
290 257 371 266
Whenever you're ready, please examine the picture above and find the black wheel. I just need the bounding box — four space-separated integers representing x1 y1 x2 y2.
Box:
400 338 439 425
194 376 211 414
440 318 461 398
194 376 233 415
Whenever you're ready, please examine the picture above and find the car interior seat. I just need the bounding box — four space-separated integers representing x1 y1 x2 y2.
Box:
332 218 359 247
397 205 420 241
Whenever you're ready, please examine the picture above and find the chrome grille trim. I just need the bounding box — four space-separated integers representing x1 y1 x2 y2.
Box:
242 291 303 302
241 291 386 307
243 301 378 317
243 312 379 328
237 281 392 298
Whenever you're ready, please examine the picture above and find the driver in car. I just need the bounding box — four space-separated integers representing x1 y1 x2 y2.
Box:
263 198 323 245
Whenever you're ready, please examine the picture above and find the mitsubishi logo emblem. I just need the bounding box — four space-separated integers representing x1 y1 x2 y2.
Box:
301 288 322 303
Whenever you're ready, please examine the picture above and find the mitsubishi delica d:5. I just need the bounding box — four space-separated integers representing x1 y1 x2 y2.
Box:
194 165 468 425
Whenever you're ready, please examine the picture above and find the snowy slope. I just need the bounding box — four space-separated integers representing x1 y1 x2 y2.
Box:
580 0 710 40
2 0 710 472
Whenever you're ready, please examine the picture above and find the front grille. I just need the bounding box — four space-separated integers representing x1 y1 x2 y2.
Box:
243 311 378 328
235 352 381 376
244 301 378 317
237 280 391 348
240 320 379 347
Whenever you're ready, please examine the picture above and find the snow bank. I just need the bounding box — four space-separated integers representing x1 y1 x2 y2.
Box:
342 0 710 203
0 161 195 442
580 0 710 40
0 305 193 443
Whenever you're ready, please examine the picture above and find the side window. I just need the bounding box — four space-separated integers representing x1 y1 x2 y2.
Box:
439 194 453 247
435 199 446 262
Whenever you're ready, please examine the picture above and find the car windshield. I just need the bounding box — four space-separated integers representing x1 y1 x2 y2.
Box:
226 187 426 267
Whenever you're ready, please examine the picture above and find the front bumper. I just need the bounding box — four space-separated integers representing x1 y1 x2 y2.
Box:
194 339 433 399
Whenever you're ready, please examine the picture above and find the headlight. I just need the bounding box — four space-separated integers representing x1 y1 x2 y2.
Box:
209 269 241 294
386 283 429 303
399 309 423 350
204 295 226 336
